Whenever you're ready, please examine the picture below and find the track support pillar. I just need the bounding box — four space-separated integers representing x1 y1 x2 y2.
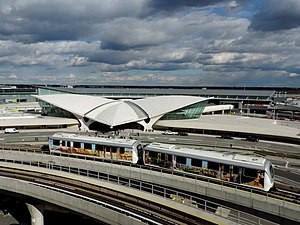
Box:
26 203 44 225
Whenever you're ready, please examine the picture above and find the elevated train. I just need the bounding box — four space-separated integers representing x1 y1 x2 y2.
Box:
49 133 275 192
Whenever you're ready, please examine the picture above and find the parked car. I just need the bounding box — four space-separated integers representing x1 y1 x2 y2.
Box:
4 128 19 134
177 132 188 136
220 134 233 139
246 136 259 142
163 130 177 135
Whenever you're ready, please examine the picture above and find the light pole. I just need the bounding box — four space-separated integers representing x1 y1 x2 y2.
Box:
273 104 277 124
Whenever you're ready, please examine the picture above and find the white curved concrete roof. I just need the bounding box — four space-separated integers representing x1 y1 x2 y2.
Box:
134 95 208 117
86 100 148 126
34 94 113 117
34 94 208 127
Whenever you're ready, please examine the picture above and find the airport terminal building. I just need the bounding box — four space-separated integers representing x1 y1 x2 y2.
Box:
35 94 211 131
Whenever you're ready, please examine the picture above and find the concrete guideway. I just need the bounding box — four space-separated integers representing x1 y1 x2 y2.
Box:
0 163 239 225
0 151 298 224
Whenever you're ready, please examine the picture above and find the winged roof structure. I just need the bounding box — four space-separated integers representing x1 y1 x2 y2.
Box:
34 94 209 130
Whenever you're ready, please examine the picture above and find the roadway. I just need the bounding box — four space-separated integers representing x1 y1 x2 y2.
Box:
1 129 300 155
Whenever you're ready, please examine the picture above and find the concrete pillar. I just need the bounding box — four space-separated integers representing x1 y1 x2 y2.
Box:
26 203 44 225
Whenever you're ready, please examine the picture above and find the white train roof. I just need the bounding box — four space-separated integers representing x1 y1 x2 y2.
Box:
145 142 268 170
51 133 140 147
34 94 208 127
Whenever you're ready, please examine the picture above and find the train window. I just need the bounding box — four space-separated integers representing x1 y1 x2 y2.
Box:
67 141 71 147
233 166 239 174
191 158 202 167
243 168 257 178
208 161 219 171
176 156 186 164
149 151 158 159
62 140 66 146
168 154 172 161
111 147 117 153
270 165 275 178
73 142 81 148
95 144 103 151
52 139 60 146
120 147 125 154
222 164 230 173
84 143 92 150
160 153 166 161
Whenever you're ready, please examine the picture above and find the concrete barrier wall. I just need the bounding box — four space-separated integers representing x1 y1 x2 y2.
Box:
1 150 300 223
0 176 146 225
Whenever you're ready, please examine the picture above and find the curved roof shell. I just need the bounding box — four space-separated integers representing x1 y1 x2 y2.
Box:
134 95 208 117
34 94 208 127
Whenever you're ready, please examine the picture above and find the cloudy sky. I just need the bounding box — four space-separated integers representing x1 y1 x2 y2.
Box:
0 0 299 87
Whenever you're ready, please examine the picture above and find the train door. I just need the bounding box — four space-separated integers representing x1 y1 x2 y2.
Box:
202 160 208 169
186 158 192 168
109 146 113 159
167 154 173 168
91 143 96 156
66 141 71 153
116 147 120 160
172 155 176 169
104 145 110 158
111 146 118 160
49 138 53 151
136 144 144 165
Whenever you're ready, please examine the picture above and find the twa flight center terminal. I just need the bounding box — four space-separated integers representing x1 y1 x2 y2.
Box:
34 92 300 144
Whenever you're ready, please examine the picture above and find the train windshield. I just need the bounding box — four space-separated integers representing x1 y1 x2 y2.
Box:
269 164 275 178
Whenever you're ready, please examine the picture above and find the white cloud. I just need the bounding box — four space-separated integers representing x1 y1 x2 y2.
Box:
9 74 17 79
66 73 77 80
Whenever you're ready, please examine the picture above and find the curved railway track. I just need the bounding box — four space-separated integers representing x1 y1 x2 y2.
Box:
0 167 212 225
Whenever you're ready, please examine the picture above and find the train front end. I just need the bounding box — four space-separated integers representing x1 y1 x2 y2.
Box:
263 160 275 191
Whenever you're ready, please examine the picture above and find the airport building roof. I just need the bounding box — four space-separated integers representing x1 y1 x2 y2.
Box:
34 94 209 129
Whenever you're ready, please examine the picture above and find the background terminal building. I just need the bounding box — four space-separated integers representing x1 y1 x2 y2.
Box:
34 85 289 132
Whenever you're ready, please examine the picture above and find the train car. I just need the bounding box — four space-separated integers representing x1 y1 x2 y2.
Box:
144 142 275 191
49 133 143 164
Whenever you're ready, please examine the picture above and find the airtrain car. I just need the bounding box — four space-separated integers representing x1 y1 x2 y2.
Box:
48 133 275 191
144 142 275 191
49 133 143 164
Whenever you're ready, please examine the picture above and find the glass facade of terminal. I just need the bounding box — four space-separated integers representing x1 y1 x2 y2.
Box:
39 100 75 118
38 88 66 96
160 101 208 120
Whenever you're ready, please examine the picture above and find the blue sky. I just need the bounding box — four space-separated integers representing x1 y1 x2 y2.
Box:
0 0 299 87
